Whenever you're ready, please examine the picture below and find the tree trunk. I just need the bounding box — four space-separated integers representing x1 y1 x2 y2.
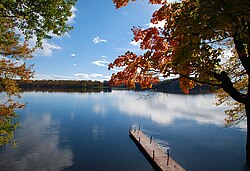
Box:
246 70 250 169
246 72 250 168
246 101 250 168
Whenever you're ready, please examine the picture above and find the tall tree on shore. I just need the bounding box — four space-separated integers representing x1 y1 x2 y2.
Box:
109 0 250 166
0 0 76 146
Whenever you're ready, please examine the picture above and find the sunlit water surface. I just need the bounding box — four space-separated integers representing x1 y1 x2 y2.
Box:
0 91 246 171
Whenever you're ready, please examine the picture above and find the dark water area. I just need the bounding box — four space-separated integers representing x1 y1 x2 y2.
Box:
0 91 246 171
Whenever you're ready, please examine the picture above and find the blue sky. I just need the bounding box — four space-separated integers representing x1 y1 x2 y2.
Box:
28 0 164 81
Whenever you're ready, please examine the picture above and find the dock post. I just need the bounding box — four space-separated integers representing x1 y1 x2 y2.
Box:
167 148 170 165
139 137 140 142
150 136 152 144
139 124 141 131
153 150 155 159
134 127 136 133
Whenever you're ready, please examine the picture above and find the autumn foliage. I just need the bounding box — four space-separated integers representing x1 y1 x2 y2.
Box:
0 17 34 146
113 0 162 9
109 0 224 93
109 0 249 100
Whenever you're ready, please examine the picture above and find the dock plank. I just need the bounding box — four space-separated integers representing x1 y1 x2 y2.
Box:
129 130 185 171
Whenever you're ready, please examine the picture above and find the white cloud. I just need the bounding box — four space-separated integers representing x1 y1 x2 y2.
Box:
14 28 62 57
74 73 110 81
115 47 143 53
71 53 76 57
34 73 110 81
93 36 107 44
130 39 142 47
73 73 89 80
109 66 124 72
73 64 77 66
37 41 61 56
147 20 166 28
92 56 110 67
34 74 75 80
28 37 62 57
130 40 139 46
67 6 77 24
92 60 109 67
36 42 61 56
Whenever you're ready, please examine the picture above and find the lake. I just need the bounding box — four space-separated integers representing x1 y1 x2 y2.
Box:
0 91 246 171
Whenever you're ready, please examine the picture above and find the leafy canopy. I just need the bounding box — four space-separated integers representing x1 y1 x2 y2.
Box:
0 0 76 46
0 0 76 146
109 0 250 124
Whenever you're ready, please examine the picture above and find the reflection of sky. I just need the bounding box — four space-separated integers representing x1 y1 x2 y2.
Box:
92 124 106 141
0 91 246 171
93 91 246 129
0 110 73 171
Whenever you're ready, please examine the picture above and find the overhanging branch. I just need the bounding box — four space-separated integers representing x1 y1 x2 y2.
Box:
178 73 221 87
212 71 247 104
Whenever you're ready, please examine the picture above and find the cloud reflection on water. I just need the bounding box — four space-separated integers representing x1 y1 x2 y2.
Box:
0 111 73 171
108 91 246 129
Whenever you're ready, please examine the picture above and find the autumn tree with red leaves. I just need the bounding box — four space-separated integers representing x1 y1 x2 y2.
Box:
109 0 250 166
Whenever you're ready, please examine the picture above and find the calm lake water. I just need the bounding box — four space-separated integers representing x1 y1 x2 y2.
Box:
0 91 247 171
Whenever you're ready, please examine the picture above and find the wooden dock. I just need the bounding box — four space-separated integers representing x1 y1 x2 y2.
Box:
129 129 185 171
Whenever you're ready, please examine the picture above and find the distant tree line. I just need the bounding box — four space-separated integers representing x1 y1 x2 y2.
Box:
16 79 210 94
17 80 107 92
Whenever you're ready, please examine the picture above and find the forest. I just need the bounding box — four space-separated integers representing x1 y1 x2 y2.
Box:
15 79 210 94
17 80 107 92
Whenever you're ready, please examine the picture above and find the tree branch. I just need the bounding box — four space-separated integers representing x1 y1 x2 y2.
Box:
212 71 248 104
0 51 27 56
178 74 221 87
0 15 19 18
